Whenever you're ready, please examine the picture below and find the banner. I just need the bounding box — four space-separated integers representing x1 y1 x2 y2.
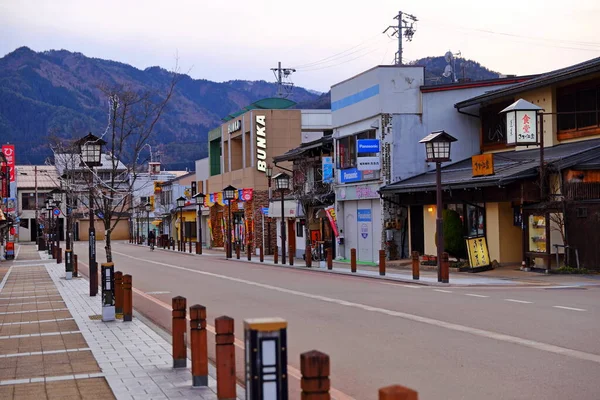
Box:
240 188 254 201
324 205 339 237
322 156 334 183
1 145 15 182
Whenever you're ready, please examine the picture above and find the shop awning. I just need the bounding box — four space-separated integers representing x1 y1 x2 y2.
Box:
268 199 300 218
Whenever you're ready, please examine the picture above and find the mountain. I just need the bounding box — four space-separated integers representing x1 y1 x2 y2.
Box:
0 47 320 169
411 56 502 85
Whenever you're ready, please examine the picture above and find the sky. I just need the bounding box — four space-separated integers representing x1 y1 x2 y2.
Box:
1 0 599 92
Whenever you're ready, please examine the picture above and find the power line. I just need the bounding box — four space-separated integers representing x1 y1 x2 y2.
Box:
293 33 383 69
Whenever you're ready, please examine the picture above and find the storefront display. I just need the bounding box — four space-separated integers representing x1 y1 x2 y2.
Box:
528 214 547 253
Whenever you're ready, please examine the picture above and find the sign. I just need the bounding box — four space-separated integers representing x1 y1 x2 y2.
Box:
322 156 334 183
256 115 267 172
466 237 490 268
324 205 339 237
506 110 537 145
1 145 15 182
357 139 380 153
340 168 362 184
53 208 60 216
357 209 372 222
261 207 269 216
361 223 369 239
227 119 241 134
357 156 380 171
471 154 494 177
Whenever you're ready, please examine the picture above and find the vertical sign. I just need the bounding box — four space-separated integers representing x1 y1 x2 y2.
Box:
322 156 333 183
1 145 15 182
466 237 490 268
506 111 537 145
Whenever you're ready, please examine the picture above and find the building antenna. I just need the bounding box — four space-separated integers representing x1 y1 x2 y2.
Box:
270 61 296 98
383 11 418 65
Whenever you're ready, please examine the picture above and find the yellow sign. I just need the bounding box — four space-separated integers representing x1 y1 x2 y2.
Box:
466 237 490 268
149 196 155 211
471 154 494 177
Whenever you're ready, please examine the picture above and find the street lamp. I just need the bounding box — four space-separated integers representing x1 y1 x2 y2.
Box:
419 131 457 283
193 192 206 255
265 165 273 255
223 185 237 258
145 201 151 245
75 132 106 297
45 199 53 256
176 196 186 252
273 172 290 265
49 188 62 262
135 206 141 244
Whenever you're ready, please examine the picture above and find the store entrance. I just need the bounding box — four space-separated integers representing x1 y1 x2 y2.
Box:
233 211 245 249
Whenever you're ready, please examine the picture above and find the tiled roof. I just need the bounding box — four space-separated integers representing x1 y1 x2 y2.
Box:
381 138 600 194
16 166 59 189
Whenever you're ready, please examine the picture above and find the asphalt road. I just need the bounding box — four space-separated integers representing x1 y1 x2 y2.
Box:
74 242 600 400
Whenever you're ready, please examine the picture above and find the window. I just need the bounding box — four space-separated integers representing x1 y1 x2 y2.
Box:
21 192 48 210
480 100 514 149
557 79 600 139
336 136 356 169
466 203 485 237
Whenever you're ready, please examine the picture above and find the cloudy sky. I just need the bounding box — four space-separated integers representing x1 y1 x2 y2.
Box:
1 0 599 92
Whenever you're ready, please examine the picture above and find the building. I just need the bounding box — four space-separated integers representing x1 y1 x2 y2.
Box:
382 56 600 270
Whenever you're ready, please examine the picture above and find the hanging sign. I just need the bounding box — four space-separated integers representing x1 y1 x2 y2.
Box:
471 154 494 177
506 110 537 145
466 237 490 268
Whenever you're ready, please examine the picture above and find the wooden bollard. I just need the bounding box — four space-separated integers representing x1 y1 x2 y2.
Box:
236 243 240 260
190 305 208 387
351 248 357 273
327 248 333 270
441 252 450 283
289 247 294 266
122 274 132 322
379 249 386 276
274 246 278 264
300 350 330 400
215 316 236 400
305 245 312 268
73 254 78 277
411 251 420 280
57 247 62 264
172 296 187 368
114 271 123 314
379 384 419 400
247 244 251 261
259 245 264 262
189 240 193 253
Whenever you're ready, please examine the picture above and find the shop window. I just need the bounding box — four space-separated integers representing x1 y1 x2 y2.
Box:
528 214 546 253
336 136 356 169
480 100 514 150
557 78 600 139
21 192 48 210
296 220 304 237
466 203 485 238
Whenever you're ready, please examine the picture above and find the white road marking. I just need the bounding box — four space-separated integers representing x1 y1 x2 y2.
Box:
553 306 587 312
465 294 489 298
145 291 171 295
379 282 421 289
504 299 533 304
433 289 453 293
111 251 600 365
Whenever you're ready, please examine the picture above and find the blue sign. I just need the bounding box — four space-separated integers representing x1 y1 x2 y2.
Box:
357 209 372 222
261 207 269 216
53 208 60 216
361 223 369 239
340 168 362 183
357 139 380 154
96 211 104 219
322 156 333 184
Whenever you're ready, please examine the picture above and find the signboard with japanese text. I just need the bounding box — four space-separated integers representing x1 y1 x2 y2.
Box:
357 156 381 171
506 111 537 145
357 209 372 222
471 154 494 177
322 156 334 183
1 145 15 182
466 237 490 268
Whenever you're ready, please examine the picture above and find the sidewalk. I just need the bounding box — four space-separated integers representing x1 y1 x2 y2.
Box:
1 244 244 400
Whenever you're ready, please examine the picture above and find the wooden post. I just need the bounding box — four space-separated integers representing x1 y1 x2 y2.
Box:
114 271 123 314
190 305 208 387
215 316 236 400
289 246 294 266
236 243 240 259
300 350 330 400
247 244 251 261
274 246 278 264
57 247 62 264
306 245 312 268
327 248 333 270
259 245 264 262
351 248 357 273
122 274 132 322
172 296 187 368
378 385 419 400
73 254 78 278
441 252 450 283
411 251 420 280
379 249 386 276
196 242 200 255
189 240 193 253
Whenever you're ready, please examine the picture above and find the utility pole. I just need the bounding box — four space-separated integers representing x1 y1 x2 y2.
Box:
270 62 296 98
384 11 418 65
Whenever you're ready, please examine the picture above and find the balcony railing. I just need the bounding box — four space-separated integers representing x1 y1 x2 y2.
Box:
565 182 600 200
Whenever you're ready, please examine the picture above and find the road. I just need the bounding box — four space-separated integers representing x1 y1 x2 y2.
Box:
74 242 600 400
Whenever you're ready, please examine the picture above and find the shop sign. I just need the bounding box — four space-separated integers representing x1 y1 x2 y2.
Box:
340 168 362 183
357 209 372 222
471 154 494 177
256 115 267 172
506 110 537 145
322 156 334 183
336 184 379 201
357 139 380 153
466 237 490 268
227 119 241 134
357 156 380 171
261 207 269 216
1 145 15 182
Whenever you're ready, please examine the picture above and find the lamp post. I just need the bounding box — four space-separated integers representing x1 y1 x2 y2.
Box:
176 196 186 251
193 192 206 255
223 185 237 259
419 131 457 283
45 199 53 256
75 133 106 297
49 188 62 262
145 201 151 245
135 207 140 244
273 173 291 265
266 165 273 255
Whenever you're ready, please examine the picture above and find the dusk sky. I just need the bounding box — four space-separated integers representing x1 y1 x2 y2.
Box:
1 0 599 92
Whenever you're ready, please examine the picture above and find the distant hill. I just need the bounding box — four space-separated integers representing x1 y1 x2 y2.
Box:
0 47 320 169
411 56 502 85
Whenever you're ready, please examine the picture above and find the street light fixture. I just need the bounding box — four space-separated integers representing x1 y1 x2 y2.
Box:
273 172 290 265
419 130 457 283
265 165 273 255
222 185 237 258
193 192 206 255
145 201 151 245
45 199 53 256
49 188 62 262
176 196 186 252
75 132 106 297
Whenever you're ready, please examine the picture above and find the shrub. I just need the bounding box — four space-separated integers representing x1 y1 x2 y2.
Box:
443 209 467 260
